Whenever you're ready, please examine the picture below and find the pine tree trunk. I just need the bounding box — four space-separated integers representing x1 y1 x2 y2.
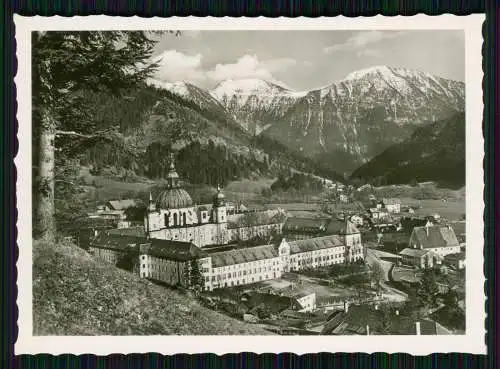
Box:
34 108 56 242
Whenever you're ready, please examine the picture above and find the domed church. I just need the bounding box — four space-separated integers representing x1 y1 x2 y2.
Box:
144 155 230 247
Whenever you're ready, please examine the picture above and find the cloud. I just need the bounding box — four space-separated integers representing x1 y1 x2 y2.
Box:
152 50 206 83
152 51 307 86
356 48 382 58
206 54 299 82
323 31 407 55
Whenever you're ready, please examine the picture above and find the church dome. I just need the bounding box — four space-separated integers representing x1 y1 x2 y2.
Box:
155 153 193 209
156 188 193 209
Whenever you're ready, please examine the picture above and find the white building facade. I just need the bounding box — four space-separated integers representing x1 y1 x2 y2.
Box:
144 158 283 247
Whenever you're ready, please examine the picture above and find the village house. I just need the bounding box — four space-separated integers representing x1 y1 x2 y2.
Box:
368 207 389 221
398 248 443 269
321 302 451 335
350 214 364 226
289 291 317 313
339 193 349 203
103 199 141 220
443 252 466 270
66 216 119 248
408 224 461 257
382 198 401 214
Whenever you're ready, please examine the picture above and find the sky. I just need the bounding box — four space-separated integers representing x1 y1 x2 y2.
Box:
150 30 465 91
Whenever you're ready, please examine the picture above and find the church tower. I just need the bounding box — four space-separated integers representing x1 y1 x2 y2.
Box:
212 185 227 224
212 185 228 245
343 219 362 263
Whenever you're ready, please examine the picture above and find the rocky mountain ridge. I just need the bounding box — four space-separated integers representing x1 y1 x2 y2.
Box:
149 65 465 175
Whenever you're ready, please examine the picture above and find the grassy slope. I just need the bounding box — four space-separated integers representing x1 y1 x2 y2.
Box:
33 241 273 335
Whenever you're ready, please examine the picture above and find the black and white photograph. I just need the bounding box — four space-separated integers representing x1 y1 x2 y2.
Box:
15 15 485 355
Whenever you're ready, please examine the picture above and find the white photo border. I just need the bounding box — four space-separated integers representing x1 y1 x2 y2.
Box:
14 14 486 355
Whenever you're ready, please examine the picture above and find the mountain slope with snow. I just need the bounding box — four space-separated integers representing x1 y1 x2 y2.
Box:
261 66 465 173
210 78 307 135
147 78 230 113
148 66 464 176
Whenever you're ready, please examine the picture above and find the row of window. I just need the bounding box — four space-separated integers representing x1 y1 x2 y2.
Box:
208 273 276 288
297 255 345 265
212 259 280 274
142 263 179 273
210 266 281 281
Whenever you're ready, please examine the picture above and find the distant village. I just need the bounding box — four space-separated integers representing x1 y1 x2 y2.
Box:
68 158 466 336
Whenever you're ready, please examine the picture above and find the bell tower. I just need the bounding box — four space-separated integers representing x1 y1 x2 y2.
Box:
344 219 361 263
212 185 228 245
212 185 227 224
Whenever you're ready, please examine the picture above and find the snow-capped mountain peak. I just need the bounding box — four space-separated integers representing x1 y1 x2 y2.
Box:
343 65 396 81
209 78 308 135
210 78 301 99
146 77 230 114
146 78 193 98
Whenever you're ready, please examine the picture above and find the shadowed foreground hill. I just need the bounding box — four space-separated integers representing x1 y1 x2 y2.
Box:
33 241 273 335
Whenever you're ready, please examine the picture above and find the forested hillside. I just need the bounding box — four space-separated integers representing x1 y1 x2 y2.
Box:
59 83 343 187
350 112 465 188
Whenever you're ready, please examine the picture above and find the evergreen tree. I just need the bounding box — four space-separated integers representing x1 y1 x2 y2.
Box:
32 31 165 241
417 270 440 307
189 259 205 292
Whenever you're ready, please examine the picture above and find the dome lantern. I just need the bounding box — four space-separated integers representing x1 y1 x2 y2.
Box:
155 153 193 209
166 152 180 189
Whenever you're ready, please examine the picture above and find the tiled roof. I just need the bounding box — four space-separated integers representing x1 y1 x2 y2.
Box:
287 235 344 255
156 188 193 209
322 305 449 335
325 219 346 234
412 226 460 249
399 248 432 258
444 252 466 262
90 233 147 252
209 244 278 268
106 199 140 210
144 239 206 261
283 217 330 233
106 227 146 237
325 219 360 235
